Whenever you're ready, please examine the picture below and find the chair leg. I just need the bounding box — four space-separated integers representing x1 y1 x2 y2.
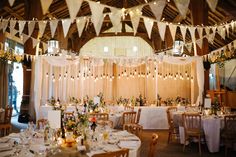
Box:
168 131 171 143
198 136 201 156
183 137 186 152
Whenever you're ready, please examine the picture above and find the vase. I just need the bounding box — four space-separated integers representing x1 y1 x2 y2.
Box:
65 131 75 147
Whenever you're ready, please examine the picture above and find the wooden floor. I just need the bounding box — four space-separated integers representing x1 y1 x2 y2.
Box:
140 130 233 157
10 117 235 157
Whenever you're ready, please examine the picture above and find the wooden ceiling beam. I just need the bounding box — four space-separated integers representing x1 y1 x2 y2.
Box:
3 6 24 20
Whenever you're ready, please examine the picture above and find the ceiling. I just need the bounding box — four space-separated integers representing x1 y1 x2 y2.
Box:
0 0 236 55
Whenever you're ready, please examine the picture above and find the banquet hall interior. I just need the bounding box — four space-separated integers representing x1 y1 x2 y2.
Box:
0 0 236 156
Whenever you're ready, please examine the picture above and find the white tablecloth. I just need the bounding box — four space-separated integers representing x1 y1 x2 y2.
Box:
173 113 224 153
40 105 185 130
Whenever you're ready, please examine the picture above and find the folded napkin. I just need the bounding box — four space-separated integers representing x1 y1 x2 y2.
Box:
87 150 105 157
102 144 120 152
0 143 12 151
114 131 130 137
118 141 139 149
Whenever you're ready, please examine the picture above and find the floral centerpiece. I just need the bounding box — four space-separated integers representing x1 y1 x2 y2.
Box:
164 98 174 106
117 96 123 105
136 94 145 106
175 96 190 106
157 94 162 106
211 97 220 115
69 97 81 105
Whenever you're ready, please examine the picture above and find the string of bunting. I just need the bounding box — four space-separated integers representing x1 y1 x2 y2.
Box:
1 0 230 43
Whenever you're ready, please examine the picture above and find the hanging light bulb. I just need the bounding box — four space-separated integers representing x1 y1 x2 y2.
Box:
154 67 157 73
100 75 103 80
134 69 137 75
46 73 49 78
59 74 62 81
118 74 121 79
106 74 109 79
152 75 155 80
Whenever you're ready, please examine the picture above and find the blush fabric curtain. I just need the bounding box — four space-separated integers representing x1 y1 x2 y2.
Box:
32 56 204 120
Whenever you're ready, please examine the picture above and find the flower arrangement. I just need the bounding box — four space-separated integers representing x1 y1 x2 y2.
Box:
211 97 220 115
175 96 190 106
64 115 76 131
47 96 56 106
136 94 145 106
69 97 80 104
0 49 22 62
97 92 105 108
157 94 162 106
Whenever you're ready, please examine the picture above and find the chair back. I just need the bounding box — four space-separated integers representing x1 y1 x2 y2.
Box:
182 113 201 133
4 106 13 124
124 105 134 111
90 113 109 121
224 115 236 132
92 148 129 157
123 124 143 139
136 108 141 124
122 112 136 125
37 119 48 130
166 107 177 127
148 133 158 157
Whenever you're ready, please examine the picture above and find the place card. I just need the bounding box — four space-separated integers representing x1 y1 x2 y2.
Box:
204 98 211 108
48 110 61 129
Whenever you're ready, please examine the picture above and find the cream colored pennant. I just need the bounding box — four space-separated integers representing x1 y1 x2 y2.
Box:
22 34 30 44
40 0 53 15
196 38 203 49
130 15 140 35
173 0 190 19
10 29 18 36
230 21 235 32
62 19 72 37
143 17 154 39
157 22 166 41
225 24 230 37
109 8 122 34
50 19 58 38
204 27 210 36
28 21 36 36
76 17 86 37
180 26 187 42
217 26 225 40
18 21 26 35
10 20 16 29
43 42 48 53
1 19 9 32
8 0 15 6
88 1 105 36
32 37 39 48
197 27 203 39
65 0 83 21
189 26 196 42
206 0 218 12
149 0 166 21
186 43 192 53
38 21 47 37
169 24 177 41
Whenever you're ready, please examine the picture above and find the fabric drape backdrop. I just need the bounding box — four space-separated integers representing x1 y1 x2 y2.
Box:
0 60 8 108
33 56 204 120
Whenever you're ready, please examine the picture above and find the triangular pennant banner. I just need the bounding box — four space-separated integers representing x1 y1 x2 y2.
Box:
10 20 16 29
193 42 197 56
186 43 192 53
205 27 210 36
22 34 30 44
173 0 190 18
38 21 47 37
149 0 166 21
18 21 26 35
28 21 36 36
230 22 235 32
76 17 86 37
130 13 141 35
189 27 196 42
50 19 58 38
32 37 39 48
197 27 203 39
8 0 15 6
10 29 18 37
169 24 177 42
109 8 122 34
157 22 166 41
88 1 105 36
180 26 187 42
143 17 154 39
208 34 214 44
228 43 232 51
65 0 83 21
225 24 230 37
1 19 9 32
40 0 53 15
206 0 218 12
196 38 203 49
217 26 225 40
62 19 72 37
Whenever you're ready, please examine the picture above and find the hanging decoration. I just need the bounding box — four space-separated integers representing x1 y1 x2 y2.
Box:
40 0 53 15
65 0 83 21
76 17 87 37
18 21 26 35
143 17 154 39
28 21 36 36
173 0 190 19
62 19 72 37
49 19 59 38
109 8 123 34
206 0 219 12
8 0 15 7
38 21 47 37
149 0 166 21
157 22 166 41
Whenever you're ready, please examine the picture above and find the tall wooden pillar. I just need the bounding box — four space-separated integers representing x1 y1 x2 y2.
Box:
190 0 209 93
22 0 43 114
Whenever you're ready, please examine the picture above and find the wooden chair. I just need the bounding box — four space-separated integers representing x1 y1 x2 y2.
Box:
222 115 236 157
136 108 141 124
123 123 143 139
122 111 136 129
182 113 204 156
148 133 158 157
0 106 13 137
124 105 134 111
90 113 113 128
37 119 48 130
166 106 178 143
92 148 129 157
